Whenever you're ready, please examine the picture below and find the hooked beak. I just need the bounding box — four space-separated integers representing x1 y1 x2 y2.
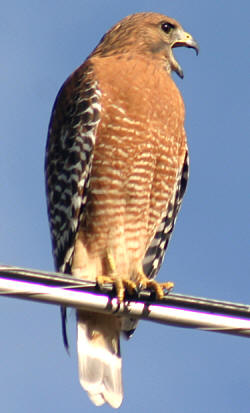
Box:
171 30 199 78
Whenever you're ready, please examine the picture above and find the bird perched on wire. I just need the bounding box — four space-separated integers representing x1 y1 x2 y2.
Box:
45 12 198 408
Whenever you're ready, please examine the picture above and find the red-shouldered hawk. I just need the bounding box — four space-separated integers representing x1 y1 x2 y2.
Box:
45 12 198 408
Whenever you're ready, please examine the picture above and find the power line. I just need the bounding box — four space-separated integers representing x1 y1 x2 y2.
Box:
0 264 250 337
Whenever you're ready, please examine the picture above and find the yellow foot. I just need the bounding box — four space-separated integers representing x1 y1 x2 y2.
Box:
96 273 173 301
96 275 137 302
99 249 138 301
135 271 174 299
98 250 173 302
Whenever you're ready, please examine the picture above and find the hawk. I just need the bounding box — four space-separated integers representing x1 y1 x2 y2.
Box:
45 12 198 408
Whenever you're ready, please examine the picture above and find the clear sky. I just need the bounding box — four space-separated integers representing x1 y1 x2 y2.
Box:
1 1 249 412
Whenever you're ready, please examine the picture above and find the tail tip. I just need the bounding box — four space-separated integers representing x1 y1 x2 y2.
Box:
88 388 123 408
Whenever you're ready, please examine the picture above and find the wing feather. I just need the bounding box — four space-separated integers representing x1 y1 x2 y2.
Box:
45 63 101 272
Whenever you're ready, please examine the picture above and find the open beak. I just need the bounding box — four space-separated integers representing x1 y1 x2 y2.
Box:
171 30 199 78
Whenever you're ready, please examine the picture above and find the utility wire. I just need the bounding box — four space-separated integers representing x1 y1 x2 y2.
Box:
0 264 250 337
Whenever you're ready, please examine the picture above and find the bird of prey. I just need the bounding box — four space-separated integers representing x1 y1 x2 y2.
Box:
45 12 198 408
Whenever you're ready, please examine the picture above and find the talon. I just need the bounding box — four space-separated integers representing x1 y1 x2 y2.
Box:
98 251 173 303
123 279 137 296
134 269 174 299
161 281 174 292
96 274 114 287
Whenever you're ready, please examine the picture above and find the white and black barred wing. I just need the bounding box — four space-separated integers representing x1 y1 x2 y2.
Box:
45 63 101 273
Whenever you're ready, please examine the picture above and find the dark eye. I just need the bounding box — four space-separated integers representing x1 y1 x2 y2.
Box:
161 22 175 34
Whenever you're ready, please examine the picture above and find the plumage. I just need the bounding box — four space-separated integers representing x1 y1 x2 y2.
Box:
45 12 198 408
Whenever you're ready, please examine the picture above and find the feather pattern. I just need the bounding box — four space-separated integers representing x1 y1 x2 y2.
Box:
123 152 189 339
45 11 198 408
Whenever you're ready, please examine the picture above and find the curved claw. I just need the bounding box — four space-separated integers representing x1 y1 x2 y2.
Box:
96 275 137 302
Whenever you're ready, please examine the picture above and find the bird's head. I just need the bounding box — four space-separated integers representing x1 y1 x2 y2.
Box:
92 12 199 78
148 16 199 78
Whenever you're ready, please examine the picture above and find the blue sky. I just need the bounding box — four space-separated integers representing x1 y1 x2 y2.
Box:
1 1 249 412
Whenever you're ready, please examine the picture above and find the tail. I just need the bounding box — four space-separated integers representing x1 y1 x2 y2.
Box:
77 311 123 408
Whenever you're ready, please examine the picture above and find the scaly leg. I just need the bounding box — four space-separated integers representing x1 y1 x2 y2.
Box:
97 250 137 301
